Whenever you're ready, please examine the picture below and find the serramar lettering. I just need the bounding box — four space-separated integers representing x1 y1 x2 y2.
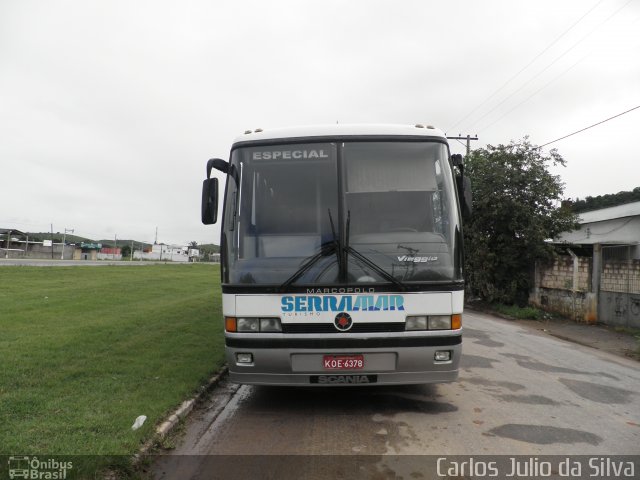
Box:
281 295 404 313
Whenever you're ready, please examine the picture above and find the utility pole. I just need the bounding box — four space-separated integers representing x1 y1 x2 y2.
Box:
61 228 74 260
4 230 10 259
130 240 134 261
114 234 117 260
51 224 54 259
446 134 479 156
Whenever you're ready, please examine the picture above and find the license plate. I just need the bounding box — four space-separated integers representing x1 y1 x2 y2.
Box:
323 354 364 370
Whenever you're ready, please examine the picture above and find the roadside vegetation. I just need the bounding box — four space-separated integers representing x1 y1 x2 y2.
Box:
466 299 549 321
463 138 578 306
0 264 224 475
613 326 640 360
491 303 546 320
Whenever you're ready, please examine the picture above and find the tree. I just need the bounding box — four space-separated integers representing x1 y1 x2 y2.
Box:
464 138 578 305
572 186 640 213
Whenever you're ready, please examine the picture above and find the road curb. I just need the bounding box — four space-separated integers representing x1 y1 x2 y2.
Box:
134 366 228 462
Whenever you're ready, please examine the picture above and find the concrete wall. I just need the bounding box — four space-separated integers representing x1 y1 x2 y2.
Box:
530 255 597 323
601 259 640 294
133 251 189 262
97 253 123 261
538 255 591 292
2 243 75 260
531 252 640 326
599 257 640 328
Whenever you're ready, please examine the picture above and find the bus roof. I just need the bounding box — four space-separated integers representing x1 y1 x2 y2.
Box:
232 124 447 145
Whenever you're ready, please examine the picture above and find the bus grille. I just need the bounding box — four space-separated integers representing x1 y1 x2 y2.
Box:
281 323 405 333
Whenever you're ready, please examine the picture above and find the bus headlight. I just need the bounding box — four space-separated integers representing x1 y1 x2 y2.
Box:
428 315 452 330
237 317 260 332
405 315 461 330
234 317 281 333
259 318 282 332
406 316 428 330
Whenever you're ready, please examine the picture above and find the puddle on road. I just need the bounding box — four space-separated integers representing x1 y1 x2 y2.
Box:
501 353 590 374
559 378 635 404
461 354 500 369
495 394 560 405
464 327 505 348
487 423 602 445
461 376 526 392
500 354 621 381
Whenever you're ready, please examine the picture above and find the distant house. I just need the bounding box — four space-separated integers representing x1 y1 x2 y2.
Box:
75 242 102 261
133 243 198 262
0 228 28 258
98 247 122 261
556 201 640 258
0 228 77 259
530 201 640 328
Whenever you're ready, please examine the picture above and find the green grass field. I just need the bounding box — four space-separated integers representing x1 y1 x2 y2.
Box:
0 264 224 472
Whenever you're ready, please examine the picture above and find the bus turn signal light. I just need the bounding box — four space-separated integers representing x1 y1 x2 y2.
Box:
225 317 237 332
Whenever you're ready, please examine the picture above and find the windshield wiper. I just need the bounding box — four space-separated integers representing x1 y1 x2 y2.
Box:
278 210 408 292
278 240 337 292
344 211 408 291
279 209 343 292
327 208 345 279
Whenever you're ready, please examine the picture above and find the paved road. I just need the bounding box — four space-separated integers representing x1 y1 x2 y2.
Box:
153 311 640 479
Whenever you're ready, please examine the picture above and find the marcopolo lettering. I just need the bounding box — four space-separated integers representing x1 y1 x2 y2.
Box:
307 287 375 294
252 150 330 160
281 295 405 313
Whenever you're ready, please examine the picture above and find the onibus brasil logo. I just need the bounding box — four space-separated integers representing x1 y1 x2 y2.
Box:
7 456 73 479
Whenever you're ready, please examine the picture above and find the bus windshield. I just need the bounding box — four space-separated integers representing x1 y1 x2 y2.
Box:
221 141 462 286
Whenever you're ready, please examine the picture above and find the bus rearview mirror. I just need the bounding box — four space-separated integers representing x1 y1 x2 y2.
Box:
201 177 219 225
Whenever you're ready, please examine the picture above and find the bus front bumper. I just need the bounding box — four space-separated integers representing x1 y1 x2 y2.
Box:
224 334 462 386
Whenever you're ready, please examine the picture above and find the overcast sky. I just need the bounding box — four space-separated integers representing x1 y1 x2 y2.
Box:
1 0 639 245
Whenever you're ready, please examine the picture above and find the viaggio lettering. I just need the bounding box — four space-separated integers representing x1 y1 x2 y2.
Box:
397 255 438 263
281 295 405 313
252 150 329 160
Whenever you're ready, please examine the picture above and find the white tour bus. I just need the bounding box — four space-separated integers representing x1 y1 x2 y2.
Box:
201 124 471 386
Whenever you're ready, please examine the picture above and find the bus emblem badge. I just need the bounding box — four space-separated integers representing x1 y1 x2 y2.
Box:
334 312 353 332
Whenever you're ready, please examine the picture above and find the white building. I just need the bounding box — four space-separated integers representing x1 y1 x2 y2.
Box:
542 200 640 327
557 201 640 258
133 244 200 262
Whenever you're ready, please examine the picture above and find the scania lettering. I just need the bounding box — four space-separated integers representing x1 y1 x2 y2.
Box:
201 124 472 386
315 375 372 384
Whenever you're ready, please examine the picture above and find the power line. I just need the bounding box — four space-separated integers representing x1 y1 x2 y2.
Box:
468 0 632 132
477 53 587 132
540 105 640 147
446 135 479 156
446 0 605 132
453 138 468 149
